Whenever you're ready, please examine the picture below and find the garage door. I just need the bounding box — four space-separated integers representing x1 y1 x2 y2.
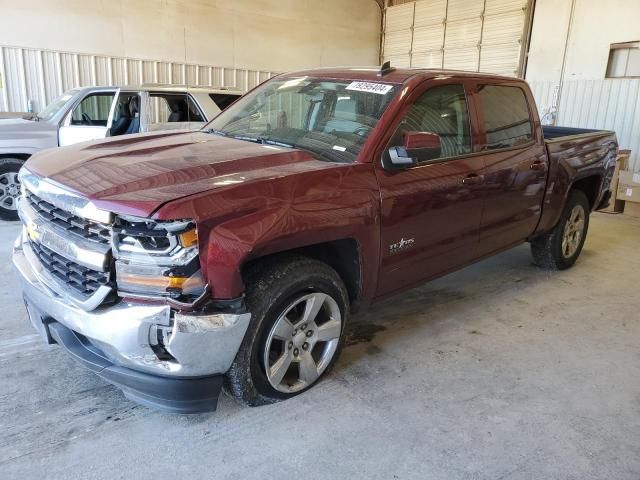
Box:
382 0 532 77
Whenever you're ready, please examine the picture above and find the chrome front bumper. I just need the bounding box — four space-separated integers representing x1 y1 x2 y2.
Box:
13 234 251 378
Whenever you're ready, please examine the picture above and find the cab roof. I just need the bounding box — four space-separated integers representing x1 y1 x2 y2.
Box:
279 66 520 85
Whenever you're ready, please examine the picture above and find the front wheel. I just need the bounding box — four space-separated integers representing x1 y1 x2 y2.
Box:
225 254 349 407
0 158 24 221
530 190 590 270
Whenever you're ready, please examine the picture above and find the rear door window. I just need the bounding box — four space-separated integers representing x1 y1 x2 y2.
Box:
149 93 205 123
477 85 533 150
209 93 240 110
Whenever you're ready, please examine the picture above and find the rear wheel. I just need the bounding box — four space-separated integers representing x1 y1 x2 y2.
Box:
0 158 24 221
531 190 590 270
225 254 349 406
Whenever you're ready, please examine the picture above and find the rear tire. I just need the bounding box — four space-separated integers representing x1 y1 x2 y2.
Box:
530 190 590 270
224 254 349 407
0 158 24 221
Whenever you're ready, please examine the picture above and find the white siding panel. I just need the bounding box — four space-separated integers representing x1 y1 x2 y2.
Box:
3 48 26 111
445 18 483 48
412 24 445 53
384 30 413 57
110 58 126 85
385 54 412 68
385 3 415 32
446 0 484 21
485 0 528 15
443 47 479 71
529 79 640 171
0 44 274 113
480 43 521 76
411 50 443 69
383 3 414 61
414 0 446 27
482 11 526 46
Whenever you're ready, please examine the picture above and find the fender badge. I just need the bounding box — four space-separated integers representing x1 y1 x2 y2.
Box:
389 237 415 254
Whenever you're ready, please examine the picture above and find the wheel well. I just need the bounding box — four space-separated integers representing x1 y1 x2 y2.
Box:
0 154 30 162
245 239 362 306
571 176 601 209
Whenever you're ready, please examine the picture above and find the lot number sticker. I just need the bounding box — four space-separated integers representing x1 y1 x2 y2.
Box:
345 81 393 95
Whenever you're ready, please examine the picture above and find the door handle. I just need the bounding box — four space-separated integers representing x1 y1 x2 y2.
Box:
462 174 485 185
530 160 547 171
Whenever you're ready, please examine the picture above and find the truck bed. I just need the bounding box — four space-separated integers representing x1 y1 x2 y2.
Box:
542 125 611 142
536 125 618 233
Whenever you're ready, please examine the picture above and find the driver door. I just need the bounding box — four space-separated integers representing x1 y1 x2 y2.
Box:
375 81 486 298
59 89 119 146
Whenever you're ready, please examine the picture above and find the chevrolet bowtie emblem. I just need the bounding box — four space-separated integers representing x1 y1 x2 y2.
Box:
26 221 40 242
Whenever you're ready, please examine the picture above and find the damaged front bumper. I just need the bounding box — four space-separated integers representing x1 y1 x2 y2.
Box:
13 235 251 413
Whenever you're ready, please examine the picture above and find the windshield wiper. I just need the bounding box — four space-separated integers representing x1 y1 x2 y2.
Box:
231 134 294 149
205 129 294 149
205 128 228 137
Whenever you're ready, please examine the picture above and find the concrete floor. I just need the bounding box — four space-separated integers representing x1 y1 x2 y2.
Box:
1 212 639 479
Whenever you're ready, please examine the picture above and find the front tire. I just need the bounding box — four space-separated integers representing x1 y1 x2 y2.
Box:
0 158 24 221
225 254 349 407
531 190 590 270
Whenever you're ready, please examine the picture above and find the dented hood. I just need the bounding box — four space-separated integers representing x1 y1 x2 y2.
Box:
24 131 333 217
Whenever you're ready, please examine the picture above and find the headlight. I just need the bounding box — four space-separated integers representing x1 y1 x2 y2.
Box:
114 215 206 300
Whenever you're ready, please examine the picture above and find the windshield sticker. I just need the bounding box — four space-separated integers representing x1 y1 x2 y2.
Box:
345 81 393 95
332 145 347 152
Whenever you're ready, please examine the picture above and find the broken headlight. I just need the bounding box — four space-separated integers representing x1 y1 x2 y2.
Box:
113 215 205 300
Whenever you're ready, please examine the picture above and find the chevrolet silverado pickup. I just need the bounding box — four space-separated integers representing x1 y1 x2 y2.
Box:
13 65 617 413
0 85 241 220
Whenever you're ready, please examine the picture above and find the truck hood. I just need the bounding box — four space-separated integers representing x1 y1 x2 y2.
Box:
0 117 57 145
25 131 337 217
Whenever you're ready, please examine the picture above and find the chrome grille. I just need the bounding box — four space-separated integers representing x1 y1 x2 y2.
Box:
19 181 115 308
25 190 111 245
29 240 111 296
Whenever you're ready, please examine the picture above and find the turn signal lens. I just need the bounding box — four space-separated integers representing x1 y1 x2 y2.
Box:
179 229 198 248
117 271 187 290
116 263 206 299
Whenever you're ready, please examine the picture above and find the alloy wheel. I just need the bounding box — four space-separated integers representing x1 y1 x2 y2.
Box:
263 292 342 393
561 204 585 258
0 172 21 211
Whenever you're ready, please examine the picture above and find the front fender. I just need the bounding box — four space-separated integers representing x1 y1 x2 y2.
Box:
203 195 380 301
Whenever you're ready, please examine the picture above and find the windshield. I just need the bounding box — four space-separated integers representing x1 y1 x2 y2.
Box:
37 91 77 121
205 77 399 163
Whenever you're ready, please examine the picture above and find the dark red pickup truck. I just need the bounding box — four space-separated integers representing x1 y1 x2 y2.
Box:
14 66 617 412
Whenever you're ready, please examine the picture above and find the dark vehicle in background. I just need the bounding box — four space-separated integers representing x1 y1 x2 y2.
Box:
13 66 617 413
0 85 241 220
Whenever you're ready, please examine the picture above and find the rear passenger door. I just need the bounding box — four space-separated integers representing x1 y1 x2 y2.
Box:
471 83 548 256
145 93 207 132
375 81 486 297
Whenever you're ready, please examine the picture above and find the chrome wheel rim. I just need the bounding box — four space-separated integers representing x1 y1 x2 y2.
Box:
263 292 342 393
0 172 20 211
562 204 585 258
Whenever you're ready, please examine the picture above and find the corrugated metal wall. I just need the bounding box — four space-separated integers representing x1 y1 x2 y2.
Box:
0 45 276 113
529 79 640 171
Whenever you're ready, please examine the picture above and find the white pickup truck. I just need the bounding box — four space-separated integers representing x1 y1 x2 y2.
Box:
0 85 241 220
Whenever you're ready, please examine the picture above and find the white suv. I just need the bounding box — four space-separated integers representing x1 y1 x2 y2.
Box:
0 85 241 220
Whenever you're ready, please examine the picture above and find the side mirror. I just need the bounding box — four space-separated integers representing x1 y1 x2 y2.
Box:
386 131 442 169
405 131 441 151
